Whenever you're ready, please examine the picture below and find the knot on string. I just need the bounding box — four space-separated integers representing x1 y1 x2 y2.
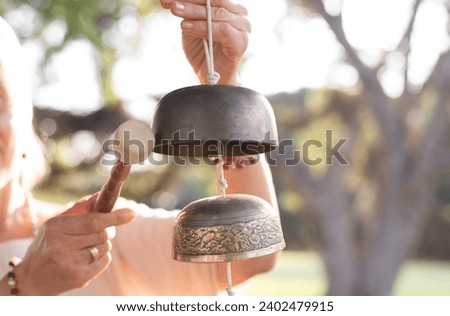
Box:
218 178 228 190
226 287 235 296
207 71 220 85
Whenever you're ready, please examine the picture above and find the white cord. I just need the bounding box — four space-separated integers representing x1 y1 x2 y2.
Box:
217 142 228 197
226 262 235 296
203 0 220 85
204 1 231 296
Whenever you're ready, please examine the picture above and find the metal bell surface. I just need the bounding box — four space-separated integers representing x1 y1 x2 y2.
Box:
172 194 285 263
151 85 278 157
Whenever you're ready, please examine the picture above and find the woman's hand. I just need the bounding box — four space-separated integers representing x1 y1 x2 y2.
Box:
161 0 251 85
14 195 135 295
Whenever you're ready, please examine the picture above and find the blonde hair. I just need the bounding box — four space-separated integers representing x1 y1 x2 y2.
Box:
0 17 46 190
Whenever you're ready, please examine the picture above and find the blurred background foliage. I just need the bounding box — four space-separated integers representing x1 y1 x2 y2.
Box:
0 0 160 102
1 0 449 295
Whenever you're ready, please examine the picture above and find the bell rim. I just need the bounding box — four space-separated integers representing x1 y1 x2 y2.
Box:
151 84 279 157
151 140 278 157
172 240 286 263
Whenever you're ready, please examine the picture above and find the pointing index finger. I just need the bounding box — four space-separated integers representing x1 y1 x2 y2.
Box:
61 208 136 235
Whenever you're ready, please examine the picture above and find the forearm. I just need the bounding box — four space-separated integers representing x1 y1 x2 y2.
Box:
216 155 278 210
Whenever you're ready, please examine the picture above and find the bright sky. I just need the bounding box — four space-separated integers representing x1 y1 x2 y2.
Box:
19 0 450 117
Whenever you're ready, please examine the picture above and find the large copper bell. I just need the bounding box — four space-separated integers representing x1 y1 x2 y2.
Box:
173 194 285 263
151 85 278 157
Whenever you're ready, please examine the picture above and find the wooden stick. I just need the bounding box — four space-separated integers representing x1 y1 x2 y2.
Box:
92 161 132 213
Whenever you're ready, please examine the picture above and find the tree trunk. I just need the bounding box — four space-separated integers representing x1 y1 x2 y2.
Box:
305 170 357 295
321 214 356 295
354 177 433 295
357 207 412 295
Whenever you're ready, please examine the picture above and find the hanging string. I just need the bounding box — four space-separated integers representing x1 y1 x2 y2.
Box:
204 0 232 296
225 262 235 296
217 142 228 197
203 0 220 85
217 143 233 296
205 0 225 195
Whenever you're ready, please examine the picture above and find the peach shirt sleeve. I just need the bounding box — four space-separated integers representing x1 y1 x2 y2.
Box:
108 199 221 295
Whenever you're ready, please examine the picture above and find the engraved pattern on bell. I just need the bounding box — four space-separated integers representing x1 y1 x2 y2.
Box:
174 216 284 257
172 194 286 263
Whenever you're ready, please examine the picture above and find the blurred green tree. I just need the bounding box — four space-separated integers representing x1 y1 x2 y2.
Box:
0 0 159 104
281 0 450 295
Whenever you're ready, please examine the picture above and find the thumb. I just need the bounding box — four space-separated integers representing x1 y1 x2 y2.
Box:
63 192 100 215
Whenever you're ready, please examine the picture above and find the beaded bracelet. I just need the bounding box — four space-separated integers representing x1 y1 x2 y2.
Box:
7 257 21 296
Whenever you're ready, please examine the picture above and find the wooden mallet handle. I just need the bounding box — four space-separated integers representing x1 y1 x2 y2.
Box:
92 161 131 213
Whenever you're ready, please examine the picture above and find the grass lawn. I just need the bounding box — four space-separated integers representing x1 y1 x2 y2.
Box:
249 251 450 296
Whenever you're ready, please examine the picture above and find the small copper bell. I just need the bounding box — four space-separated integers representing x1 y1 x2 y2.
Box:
151 85 278 157
172 194 285 263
